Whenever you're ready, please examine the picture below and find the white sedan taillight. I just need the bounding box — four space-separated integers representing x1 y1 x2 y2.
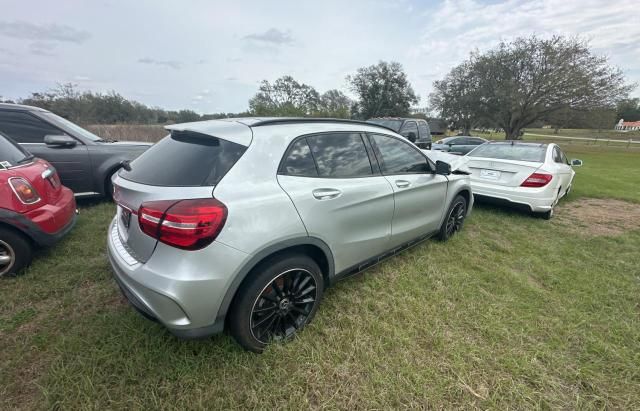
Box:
520 172 553 188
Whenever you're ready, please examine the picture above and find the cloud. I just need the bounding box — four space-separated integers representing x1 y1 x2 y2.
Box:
404 0 640 104
137 57 182 69
192 89 213 103
29 41 57 56
243 28 294 45
0 21 90 43
414 0 640 86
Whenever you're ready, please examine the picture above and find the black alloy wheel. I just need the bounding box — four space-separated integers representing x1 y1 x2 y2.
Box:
250 268 318 344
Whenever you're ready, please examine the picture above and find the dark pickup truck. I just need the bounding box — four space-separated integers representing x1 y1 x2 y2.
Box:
0 103 151 198
366 117 432 149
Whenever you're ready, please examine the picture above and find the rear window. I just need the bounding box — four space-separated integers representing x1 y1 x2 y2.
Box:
119 131 246 186
468 144 545 162
0 133 31 167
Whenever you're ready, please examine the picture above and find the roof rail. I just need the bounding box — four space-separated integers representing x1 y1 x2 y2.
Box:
248 117 398 133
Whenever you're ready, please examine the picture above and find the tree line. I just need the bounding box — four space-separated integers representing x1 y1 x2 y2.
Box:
1 35 636 138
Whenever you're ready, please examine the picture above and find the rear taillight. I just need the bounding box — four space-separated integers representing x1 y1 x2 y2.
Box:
138 198 227 250
521 172 553 188
9 177 41 204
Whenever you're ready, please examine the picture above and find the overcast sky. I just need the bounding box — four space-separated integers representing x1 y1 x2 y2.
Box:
0 0 638 113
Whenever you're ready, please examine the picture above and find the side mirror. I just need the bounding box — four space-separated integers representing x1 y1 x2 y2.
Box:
571 159 583 167
44 134 77 148
435 160 451 175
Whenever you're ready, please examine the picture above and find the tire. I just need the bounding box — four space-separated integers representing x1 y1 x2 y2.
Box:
228 253 324 353
104 171 116 201
0 227 33 278
437 195 467 241
540 208 554 220
537 188 561 220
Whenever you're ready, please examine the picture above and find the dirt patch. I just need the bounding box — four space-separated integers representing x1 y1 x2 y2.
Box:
555 198 640 236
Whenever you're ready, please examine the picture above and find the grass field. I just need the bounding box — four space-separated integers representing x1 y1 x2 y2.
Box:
1 142 639 409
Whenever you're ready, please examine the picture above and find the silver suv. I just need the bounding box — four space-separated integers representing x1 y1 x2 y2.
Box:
107 118 473 352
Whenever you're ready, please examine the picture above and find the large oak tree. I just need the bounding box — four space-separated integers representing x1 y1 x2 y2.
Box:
430 36 633 139
348 61 419 119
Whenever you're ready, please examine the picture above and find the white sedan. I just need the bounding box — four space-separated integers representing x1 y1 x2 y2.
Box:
461 142 582 219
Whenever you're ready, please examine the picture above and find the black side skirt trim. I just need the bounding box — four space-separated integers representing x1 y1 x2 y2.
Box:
330 230 438 285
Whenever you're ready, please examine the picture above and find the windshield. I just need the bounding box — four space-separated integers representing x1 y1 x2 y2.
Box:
367 119 403 132
39 112 103 142
0 133 32 166
468 144 546 162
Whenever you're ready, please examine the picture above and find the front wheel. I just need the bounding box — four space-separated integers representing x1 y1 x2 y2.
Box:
437 195 467 241
0 227 33 278
228 254 324 352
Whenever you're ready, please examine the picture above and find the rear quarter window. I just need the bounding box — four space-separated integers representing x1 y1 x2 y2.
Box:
119 131 246 186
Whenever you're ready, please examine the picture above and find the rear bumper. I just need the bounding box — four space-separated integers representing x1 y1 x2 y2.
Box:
471 180 556 212
106 218 249 339
0 188 77 247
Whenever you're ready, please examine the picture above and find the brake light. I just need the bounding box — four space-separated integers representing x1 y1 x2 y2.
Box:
138 198 227 250
9 177 41 204
521 172 553 188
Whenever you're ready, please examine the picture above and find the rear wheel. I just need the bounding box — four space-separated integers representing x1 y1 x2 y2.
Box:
437 195 467 241
104 171 116 200
0 227 33 278
537 187 561 220
540 208 554 220
228 254 324 352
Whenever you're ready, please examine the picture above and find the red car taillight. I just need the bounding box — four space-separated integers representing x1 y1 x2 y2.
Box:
9 177 41 204
138 198 227 250
520 172 553 188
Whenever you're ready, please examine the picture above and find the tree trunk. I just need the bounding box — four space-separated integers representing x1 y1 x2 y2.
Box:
505 127 523 140
462 127 471 135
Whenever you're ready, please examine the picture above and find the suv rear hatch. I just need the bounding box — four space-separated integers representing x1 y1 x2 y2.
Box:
112 127 248 262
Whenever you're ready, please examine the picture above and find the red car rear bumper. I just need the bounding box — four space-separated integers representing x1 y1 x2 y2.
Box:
24 186 77 234
0 187 77 247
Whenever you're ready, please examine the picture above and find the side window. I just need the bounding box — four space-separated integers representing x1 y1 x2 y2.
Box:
280 138 318 177
306 133 373 178
370 134 430 174
553 147 563 163
417 121 430 139
471 138 485 145
0 111 62 143
560 149 569 165
399 121 418 142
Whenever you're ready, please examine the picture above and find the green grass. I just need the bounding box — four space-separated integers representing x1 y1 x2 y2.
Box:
1 144 640 409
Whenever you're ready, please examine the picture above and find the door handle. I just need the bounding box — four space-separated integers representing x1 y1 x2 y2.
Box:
395 180 411 188
312 188 342 200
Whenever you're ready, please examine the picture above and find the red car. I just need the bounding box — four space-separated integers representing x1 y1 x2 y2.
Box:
0 133 77 277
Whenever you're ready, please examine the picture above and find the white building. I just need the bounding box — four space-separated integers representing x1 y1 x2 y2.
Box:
615 119 640 131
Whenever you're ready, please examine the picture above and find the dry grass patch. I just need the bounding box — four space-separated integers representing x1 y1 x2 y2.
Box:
556 198 640 236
